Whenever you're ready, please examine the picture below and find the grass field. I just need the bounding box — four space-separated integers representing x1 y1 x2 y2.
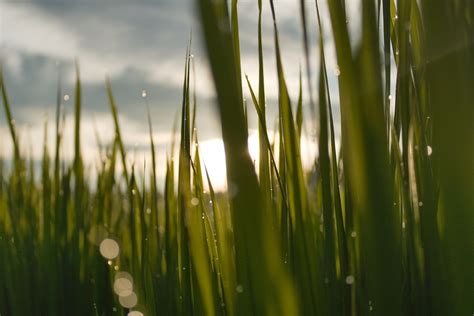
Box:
1 0 473 315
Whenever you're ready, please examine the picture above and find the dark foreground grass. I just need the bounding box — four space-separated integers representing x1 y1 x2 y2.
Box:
1 0 473 315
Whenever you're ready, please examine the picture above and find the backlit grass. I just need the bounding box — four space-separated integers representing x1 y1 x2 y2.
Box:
1 0 473 315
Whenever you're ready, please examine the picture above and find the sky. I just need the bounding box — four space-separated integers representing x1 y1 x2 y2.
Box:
0 0 358 189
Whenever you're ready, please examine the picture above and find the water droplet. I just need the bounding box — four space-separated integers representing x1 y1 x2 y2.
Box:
108 260 113 266
388 94 392 100
201 213 205 220
128 311 144 316
402 222 406 229
132 189 136 195
119 291 138 308
236 285 244 293
350 231 357 238
418 201 423 207
141 90 147 98
394 15 398 20
114 272 134 297
334 65 341 76
190 54 194 59
345 275 355 285
427 145 433 156
114 265 119 271
146 208 151 214
63 94 70 101
100 238 120 259
191 197 199 206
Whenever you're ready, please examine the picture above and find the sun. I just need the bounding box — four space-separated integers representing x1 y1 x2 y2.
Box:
198 133 260 191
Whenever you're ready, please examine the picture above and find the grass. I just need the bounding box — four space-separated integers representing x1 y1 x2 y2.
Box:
1 0 473 315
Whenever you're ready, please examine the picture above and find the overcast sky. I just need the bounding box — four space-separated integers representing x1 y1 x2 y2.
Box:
0 0 356 187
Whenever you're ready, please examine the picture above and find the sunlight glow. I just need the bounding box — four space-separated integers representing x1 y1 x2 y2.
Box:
198 131 318 191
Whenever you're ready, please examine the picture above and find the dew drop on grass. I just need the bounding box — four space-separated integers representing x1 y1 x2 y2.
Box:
100 238 120 260
119 291 138 308
345 275 355 285
63 94 70 101
334 65 341 76
141 90 147 98
128 311 144 316
191 197 199 206
236 285 244 293
350 231 357 238
146 208 151 214
427 145 433 156
114 272 134 297
418 201 423 207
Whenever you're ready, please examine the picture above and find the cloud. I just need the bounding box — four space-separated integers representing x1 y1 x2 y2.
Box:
1 0 349 185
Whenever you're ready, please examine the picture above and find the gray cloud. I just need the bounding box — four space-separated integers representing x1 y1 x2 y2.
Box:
1 0 344 156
